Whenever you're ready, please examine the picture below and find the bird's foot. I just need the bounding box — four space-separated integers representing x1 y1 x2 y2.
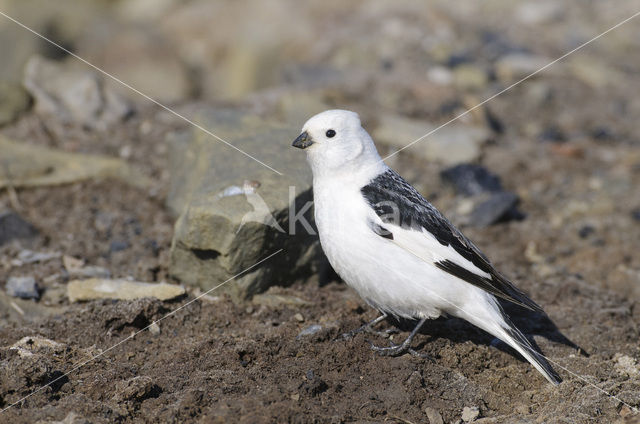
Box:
368 340 431 359
367 318 430 359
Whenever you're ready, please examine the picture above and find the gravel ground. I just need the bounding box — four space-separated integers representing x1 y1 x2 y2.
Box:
1 1 640 423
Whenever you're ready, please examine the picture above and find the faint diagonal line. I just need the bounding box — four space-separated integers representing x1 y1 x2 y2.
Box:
0 249 283 414
0 11 283 176
381 10 640 163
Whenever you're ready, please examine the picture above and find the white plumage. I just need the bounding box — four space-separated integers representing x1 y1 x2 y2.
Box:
292 109 561 385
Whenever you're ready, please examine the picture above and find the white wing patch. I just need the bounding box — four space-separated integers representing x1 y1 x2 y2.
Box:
382 221 492 280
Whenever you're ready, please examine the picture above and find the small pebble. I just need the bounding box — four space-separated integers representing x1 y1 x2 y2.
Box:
441 164 503 196
296 324 322 339
578 225 595 238
469 192 521 227
148 322 161 336
109 240 130 252
461 406 480 422
293 313 305 322
6 276 39 300
424 407 444 424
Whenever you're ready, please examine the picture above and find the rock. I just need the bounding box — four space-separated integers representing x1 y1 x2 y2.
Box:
293 313 305 322
77 24 191 104
515 2 563 25
453 65 488 90
109 240 130 253
373 114 489 165
113 376 161 403
568 57 622 90
63 255 112 279
15 249 60 265
469 192 522 227
296 324 323 339
461 406 480 422
67 278 185 302
578 225 595 239
424 407 445 424
10 335 65 358
23 55 133 130
5 276 39 300
538 126 566 143
148 322 161 336
0 210 38 245
427 66 454 86
441 164 503 196
0 82 31 126
495 54 555 83
614 353 640 377
0 136 151 189
167 107 322 300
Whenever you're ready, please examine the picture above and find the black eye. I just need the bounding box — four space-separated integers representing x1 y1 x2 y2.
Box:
325 129 336 138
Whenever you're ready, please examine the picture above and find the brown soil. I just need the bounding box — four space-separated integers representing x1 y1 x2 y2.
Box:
1 106 639 423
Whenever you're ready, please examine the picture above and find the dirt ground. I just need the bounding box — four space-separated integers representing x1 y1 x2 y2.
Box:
2 1 640 423
1 101 639 423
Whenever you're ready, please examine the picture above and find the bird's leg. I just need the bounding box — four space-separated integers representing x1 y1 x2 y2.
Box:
342 313 392 340
369 318 429 358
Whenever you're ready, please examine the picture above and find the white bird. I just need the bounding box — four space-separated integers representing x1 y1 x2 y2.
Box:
292 109 561 385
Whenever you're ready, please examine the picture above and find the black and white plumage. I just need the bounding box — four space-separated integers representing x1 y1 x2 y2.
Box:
292 109 561 385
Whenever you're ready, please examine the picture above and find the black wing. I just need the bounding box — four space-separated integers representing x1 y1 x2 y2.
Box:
361 169 542 312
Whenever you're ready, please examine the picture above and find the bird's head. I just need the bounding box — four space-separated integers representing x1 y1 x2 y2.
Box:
292 109 383 177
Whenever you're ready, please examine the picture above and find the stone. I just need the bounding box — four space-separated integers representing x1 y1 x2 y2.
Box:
614 353 640 377
0 82 31 126
469 192 522 227
16 250 60 264
167 107 323 300
63 255 111 279
77 25 191 104
495 54 555 83
427 66 454 86
0 136 151 189
453 64 488 90
23 55 133 131
67 278 185 302
5 276 39 300
113 376 161 403
515 2 563 25
10 335 65 358
373 114 489 165
461 406 480 422
148 322 161 336
441 164 503 196
0 210 38 245
296 324 323 339
424 407 445 424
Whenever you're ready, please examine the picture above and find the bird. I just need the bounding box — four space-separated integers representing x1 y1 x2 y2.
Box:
292 109 561 385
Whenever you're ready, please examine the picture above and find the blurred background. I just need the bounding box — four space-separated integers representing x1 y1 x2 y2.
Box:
1 1 640 422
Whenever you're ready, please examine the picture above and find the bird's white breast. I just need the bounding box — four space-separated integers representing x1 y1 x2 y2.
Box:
313 176 449 319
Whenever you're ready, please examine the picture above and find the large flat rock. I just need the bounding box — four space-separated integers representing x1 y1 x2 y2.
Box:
167 108 322 300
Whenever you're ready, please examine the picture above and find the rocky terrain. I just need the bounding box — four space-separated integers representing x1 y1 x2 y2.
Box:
1 1 640 423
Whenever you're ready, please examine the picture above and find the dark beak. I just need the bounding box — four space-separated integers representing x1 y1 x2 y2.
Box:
292 131 313 149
